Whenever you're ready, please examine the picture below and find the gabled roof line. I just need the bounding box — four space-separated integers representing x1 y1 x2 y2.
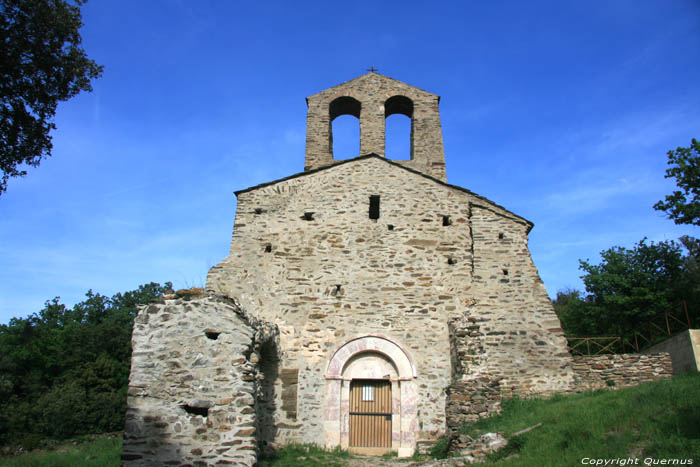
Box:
306 72 439 101
234 154 533 232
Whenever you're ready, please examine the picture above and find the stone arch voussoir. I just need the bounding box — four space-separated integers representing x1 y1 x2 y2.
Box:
326 334 417 380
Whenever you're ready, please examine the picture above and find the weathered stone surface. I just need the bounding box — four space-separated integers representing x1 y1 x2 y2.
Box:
123 293 278 467
206 73 575 454
569 353 672 391
304 72 447 181
128 73 675 460
445 377 502 430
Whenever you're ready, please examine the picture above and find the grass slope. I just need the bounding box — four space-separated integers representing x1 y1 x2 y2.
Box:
0 436 121 467
465 372 700 465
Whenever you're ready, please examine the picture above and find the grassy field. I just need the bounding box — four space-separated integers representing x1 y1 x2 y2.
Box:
459 372 700 466
0 436 121 467
1 373 698 466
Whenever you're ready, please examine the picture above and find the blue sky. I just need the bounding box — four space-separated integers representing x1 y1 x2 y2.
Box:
1 0 699 323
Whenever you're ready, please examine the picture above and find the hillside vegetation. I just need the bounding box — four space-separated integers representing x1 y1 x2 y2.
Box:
459 372 700 466
1 371 697 466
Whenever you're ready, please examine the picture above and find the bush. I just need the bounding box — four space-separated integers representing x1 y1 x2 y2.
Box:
428 436 450 459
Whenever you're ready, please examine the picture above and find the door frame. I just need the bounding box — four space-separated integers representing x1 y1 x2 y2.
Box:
324 334 418 457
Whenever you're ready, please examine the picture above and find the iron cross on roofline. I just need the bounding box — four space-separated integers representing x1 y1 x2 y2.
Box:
367 66 379 73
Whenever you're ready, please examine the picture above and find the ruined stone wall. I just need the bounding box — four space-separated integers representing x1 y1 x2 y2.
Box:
446 317 502 431
445 377 502 431
207 156 573 447
305 73 447 181
123 291 278 466
571 354 673 391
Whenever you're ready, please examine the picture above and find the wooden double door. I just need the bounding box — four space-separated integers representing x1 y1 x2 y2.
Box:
349 379 392 449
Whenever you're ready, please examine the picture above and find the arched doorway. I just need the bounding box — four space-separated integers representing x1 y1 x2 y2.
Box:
324 335 417 457
346 352 395 453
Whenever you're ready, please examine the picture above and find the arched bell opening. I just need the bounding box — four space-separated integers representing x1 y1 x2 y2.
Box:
329 96 361 160
384 95 414 161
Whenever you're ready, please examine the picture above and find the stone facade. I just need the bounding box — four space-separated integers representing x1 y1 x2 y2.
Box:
127 73 675 462
206 73 575 456
123 291 278 466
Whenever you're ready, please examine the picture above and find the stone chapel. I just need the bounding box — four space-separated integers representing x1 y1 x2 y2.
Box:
123 73 672 466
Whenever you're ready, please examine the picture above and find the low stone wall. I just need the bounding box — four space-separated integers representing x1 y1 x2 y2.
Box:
122 290 278 467
571 353 672 391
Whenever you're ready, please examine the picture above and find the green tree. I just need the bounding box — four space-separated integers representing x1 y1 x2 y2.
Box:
0 282 172 445
579 239 688 335
554 239 697 337
653 138 700 226
0 0 102 195
552 288 591 336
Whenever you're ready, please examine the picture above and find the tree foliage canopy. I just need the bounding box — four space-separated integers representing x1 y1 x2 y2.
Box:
653 138 700 226
556 139 700 338
554 238 699 337
0 0 102 194
0 282 172 446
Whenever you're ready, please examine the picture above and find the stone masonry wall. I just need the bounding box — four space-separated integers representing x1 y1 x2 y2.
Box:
445 378 502 432
305 72 447 181
123 290 278 467
207 155 574 447
466 205 575 396
446 317 502 431
571 353 673 391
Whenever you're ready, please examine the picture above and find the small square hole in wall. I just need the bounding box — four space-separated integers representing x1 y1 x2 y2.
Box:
330 284 343 297
498 232 505 240
205 331 220 340
442 215 452 226
254 208 266 215
502 269 509 276
448 257 456 265
181 405 208 417
387 224 394 231
302 212 314 221
264 244 272 253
